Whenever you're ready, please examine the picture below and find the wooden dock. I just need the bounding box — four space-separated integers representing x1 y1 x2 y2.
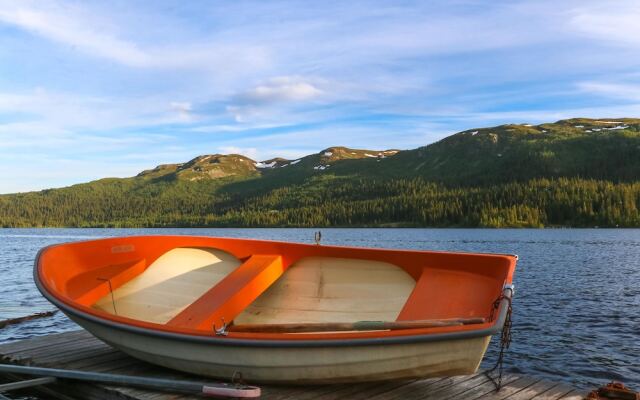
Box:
0 330 586 400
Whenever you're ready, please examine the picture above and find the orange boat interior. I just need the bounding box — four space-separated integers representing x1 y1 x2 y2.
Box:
36 236 516 340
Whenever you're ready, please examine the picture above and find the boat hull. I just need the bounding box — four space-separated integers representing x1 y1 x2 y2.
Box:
67 312 492 384
34 235 516 384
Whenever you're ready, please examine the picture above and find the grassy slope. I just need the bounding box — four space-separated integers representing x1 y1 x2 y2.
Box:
1 118 639 227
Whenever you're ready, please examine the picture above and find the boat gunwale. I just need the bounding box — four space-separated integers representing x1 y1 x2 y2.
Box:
34 237 515 348
35 234 521 259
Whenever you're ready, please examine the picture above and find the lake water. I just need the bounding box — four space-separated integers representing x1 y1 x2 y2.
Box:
1 228 638 390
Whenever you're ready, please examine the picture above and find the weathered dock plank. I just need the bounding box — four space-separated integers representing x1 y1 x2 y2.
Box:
557 390 587 400
530 383 577 399
475 376 542 400
0 330 586 400
500 380 563 400
455 374 521 400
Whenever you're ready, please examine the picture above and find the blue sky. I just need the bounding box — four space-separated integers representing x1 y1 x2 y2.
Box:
1 0 640 193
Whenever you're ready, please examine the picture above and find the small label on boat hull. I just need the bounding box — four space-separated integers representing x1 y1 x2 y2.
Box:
111 244 135 254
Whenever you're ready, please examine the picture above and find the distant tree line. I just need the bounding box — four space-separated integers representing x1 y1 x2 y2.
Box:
0 177 638 228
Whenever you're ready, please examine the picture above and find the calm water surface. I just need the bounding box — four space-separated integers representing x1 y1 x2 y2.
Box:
0 228 638 390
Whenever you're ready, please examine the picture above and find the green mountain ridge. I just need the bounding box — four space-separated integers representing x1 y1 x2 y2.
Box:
2 118 640 228
135 146 402 182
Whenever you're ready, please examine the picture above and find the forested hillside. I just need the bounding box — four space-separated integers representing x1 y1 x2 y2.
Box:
1 118 639 228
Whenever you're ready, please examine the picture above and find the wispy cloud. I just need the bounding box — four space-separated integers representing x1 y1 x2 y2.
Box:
577 81 640 102
227 76 327 122
0 0 639 192
569 2 640 48
170 101 193 122
0 0 269 72
0 88 204 137
0 1 150 67
240 76 323 104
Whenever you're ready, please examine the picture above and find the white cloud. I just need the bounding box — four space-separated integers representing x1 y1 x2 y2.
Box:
226 76 327 123
243 77 323 103
2 0 640 192
577 81 640 102
0 88 200 135
170 101 193 122
0 0 270 71
0 1 150 67
569 2 640 47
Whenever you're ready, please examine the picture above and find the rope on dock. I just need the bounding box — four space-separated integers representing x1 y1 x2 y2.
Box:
485 291 513 391
0 311 57 329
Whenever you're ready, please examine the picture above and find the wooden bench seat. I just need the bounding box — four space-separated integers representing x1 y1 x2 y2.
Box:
167 254 284 330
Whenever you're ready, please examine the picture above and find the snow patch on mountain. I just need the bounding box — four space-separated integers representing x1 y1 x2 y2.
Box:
255 161 276 169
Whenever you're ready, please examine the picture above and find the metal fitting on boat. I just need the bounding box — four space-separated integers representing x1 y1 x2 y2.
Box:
503 283 515 297
214 318 229 336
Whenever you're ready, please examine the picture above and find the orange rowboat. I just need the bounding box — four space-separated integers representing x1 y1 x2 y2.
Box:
34 235 516 384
